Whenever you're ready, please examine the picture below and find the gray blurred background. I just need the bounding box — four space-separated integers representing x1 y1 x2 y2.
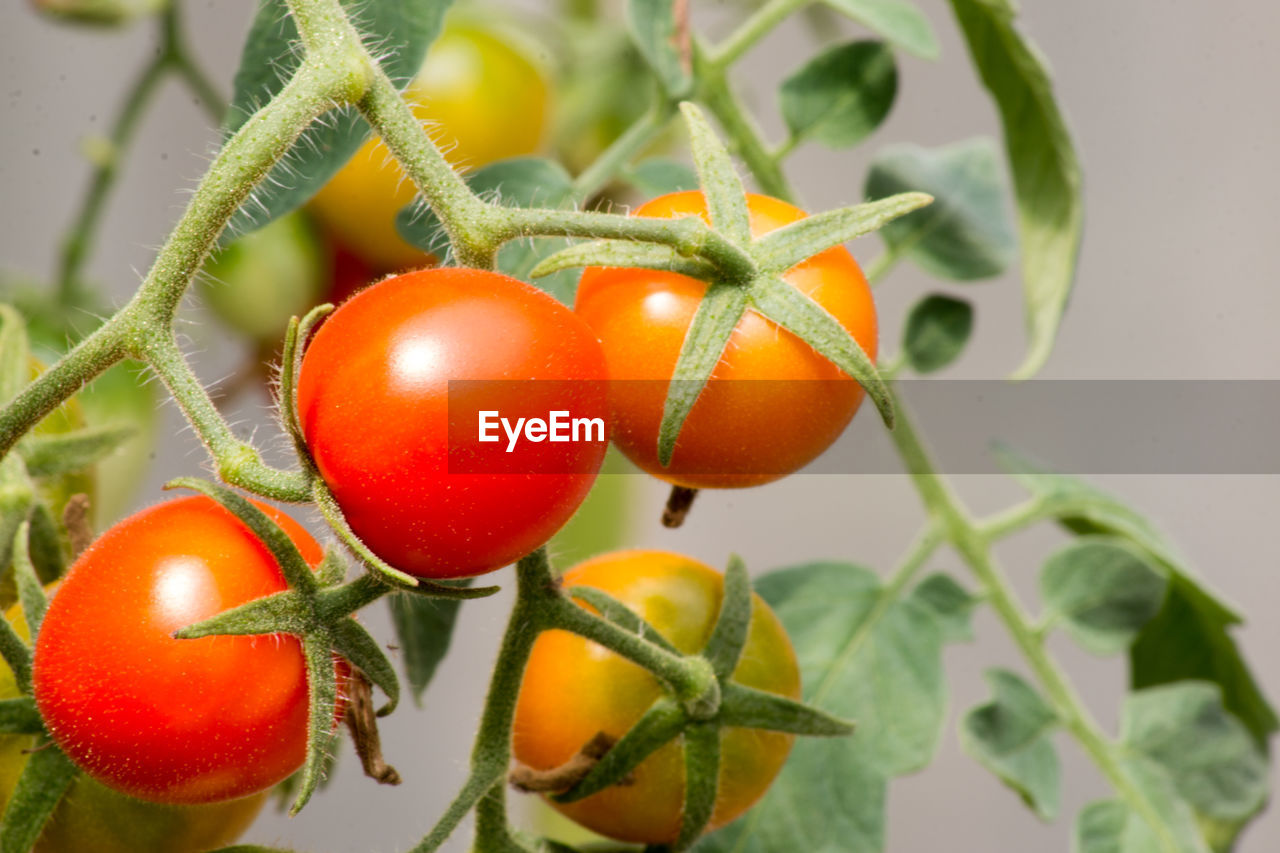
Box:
3 1 1278 850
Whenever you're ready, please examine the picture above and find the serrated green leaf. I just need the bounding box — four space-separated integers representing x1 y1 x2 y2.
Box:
995 448 1278 746
822 0 939 60
0 743 77 853
748 276 893 428
948 0 1083 378
0 304 29 404
387 588 467 706
961 669 1060 819
780 41 897 149
908 572 977 642
223 0 455 237
1040 537 1167 656
628 0 693 97
865 139 1015 281
18 424 137 479
626 158 699 196
902 294 973 374
1121 683 1268 836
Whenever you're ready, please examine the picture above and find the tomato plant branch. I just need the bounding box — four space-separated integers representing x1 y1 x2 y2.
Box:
884 386 1182 848
708 0 810 69
571 97 678 201
694 56 796 203
163 3 226 124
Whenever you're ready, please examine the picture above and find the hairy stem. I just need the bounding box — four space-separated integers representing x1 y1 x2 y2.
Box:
695 59 796 202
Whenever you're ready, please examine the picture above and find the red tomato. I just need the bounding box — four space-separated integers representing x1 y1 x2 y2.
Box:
513 551 801 844
296 268 610 579
33 495 330 804
575 191 878 488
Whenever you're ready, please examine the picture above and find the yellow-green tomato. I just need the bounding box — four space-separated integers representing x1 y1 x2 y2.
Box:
512 551 802 844
308 21 551 271
0 599 266 852
200 212 325 342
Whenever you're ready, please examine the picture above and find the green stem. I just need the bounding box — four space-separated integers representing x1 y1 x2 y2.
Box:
863 246 901 286
885 386 1181 849
695 59 796 203
976 497 1048 541
163 1 226 124
709 0 809 68
571 98 676 201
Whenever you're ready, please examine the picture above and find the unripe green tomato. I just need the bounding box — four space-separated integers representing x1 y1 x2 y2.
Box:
30 0 168 27
0 599 266 852
200 212 326 342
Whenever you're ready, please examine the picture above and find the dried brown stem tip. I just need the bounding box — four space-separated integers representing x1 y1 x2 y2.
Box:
343 669 402 786
509 731 619 794
662 486 699 529
62 493 93 559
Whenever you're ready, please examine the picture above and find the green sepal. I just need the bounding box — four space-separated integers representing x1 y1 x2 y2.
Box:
675 722 721 850
679 103 752 245
700 555 752 679
172 589 309 640
18 424 137 479
311 480 499 599
331 617 400 717
12 521 48 639
0 592 32 696
24 503 65 585
751 192 933 275
718 683 854 737
554 699 686 804
748 275 894 428
316 549 347 588
0 742 77 853
0 455 35 574
166 477 317 593
290 632 341 815
570 586 680 655
0 697 43 734
280 303 334 454
529 240 719 281
658 283 749 467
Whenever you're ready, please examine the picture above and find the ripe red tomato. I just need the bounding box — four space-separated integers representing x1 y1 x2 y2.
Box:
512 550 801 844
2 594 267 852
296 268 610 579
574 190 878 488
32 495 330 804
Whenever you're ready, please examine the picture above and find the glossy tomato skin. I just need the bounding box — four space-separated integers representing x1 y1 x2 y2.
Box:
308 22 550 271
575 191 878 489
32 495 328 804
296 268 610 579
513 551 801 844
1 596 266 852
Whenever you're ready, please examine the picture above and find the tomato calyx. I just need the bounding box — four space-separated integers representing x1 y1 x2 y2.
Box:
515 555 852 850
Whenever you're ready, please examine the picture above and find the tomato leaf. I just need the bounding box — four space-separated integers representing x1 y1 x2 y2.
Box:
960 669 1061 820
1040 537 1167 657
627 0 694 97
625 158 699 196
387 587 468 707
680 103 752 246
1121 683 1269 841
751 192 932 275
17 424 137 479
748 276 893 428
1073 759 1211 853
658 283 749 467
697 561 960 852
995 447 1279 747
223 0 455 237
902 294 973 374
907 572 977 643
0 743 77 853
947 0 1084 378
865 139 1015 281
780 41 897 149
822 0 939 60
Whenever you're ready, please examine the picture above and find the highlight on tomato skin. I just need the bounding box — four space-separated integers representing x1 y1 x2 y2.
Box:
31 495 331 805
295 267 612 581
512 550 802 845
574 190 878 490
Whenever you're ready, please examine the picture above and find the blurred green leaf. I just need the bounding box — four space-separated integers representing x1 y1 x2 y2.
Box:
388 583 470 706
628 0 693 97
780 41 897 149
625 158 698 196
902 294 973 374
0 305 29 404
1040 537 1167 656
865 139 1015 281
223 0 455 238
18 425 137 480
948 0 1083 378
908 572 977 642
961 669 1060 819
1074 759 1212 853
823 0 939 60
